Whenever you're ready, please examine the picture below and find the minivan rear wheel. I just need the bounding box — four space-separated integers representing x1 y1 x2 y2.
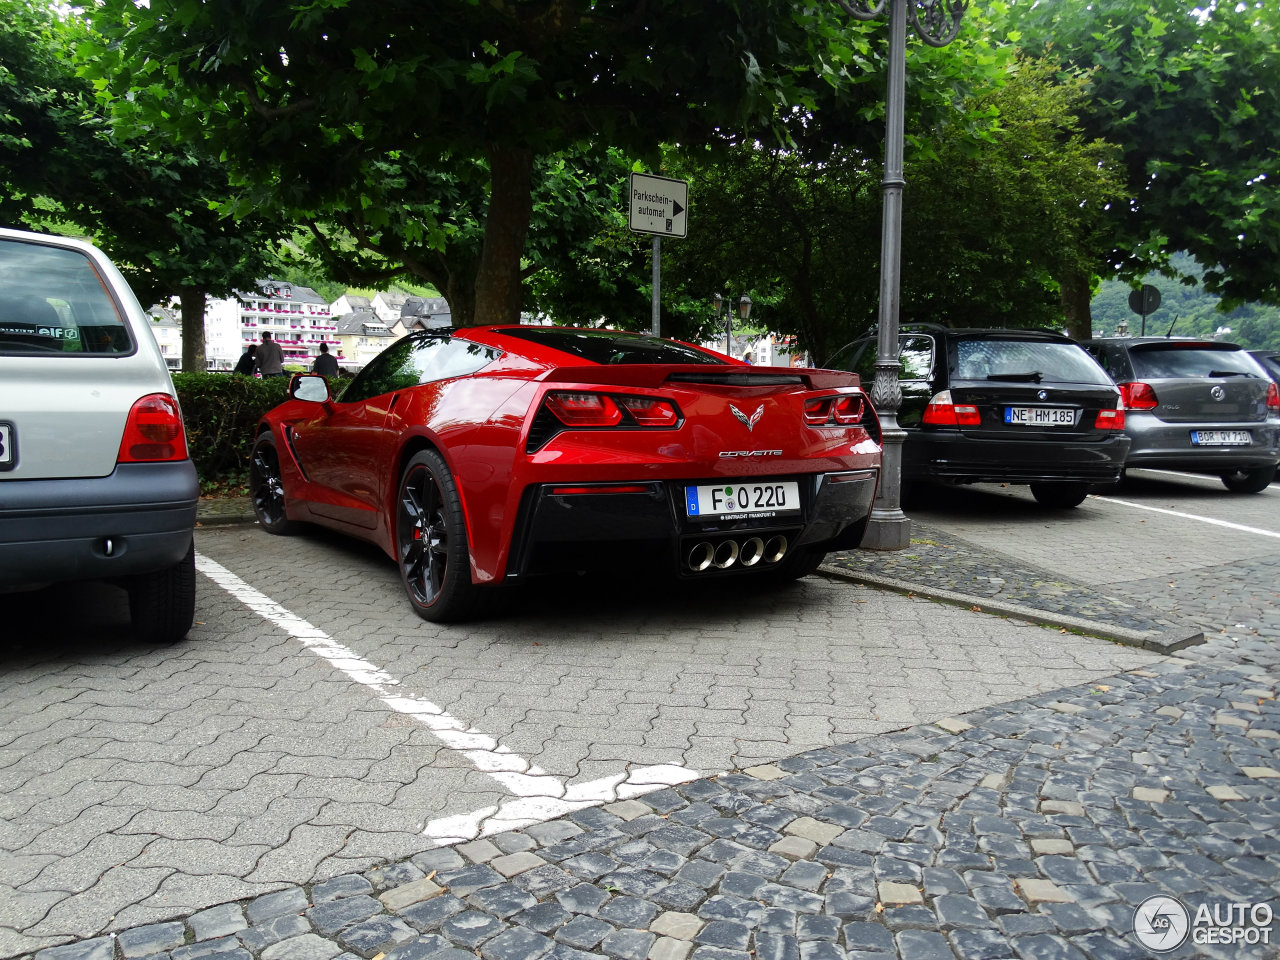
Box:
1029 481 1090 509
1221 465 1275 493
128 539 196 644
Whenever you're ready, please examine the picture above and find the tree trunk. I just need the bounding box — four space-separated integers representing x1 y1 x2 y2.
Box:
1059 270 1093 340
471 142 535 326
178 285 207 372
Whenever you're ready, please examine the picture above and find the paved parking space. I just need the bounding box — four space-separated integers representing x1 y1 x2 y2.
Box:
0 524 1159 956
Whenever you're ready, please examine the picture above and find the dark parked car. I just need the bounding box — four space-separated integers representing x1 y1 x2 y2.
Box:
826 325 1129 508
1082 337 1280 492
1251 349 1280 385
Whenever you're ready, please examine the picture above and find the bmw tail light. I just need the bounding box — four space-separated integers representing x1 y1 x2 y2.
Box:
1267 382 1279 415
118 393 188 462
545 392 623 427
1095 406 1126 430
618 396 679 427
1118 381 1158 410
922 391 980 427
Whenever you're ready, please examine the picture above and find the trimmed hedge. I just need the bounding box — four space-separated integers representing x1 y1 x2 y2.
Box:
173 372 291 488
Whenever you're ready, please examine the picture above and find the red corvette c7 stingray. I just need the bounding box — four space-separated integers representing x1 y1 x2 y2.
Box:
249 326 882 621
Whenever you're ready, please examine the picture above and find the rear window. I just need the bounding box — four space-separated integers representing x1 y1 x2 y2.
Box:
501 327 722 365
0 239 133 356
953 338 1112 385
1129 344 1265 380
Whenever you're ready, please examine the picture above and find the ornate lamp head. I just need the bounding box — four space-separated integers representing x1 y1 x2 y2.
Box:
835 0 968 47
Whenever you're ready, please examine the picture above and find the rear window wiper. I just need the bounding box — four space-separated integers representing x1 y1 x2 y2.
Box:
987 370 1043 383
1208 370 1250 378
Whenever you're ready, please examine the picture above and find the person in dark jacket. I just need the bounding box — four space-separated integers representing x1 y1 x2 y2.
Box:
233 343 257 375
312 342 339 377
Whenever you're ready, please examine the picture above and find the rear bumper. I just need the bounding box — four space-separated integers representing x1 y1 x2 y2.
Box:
0 461 198 589
1123 416 1280 471
505 469 878 579
904 433 1130 484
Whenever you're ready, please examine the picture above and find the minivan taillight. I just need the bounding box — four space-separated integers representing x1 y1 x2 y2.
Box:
118 393 188 462
1267 381 1279 415
1118 382 1158 410
922 391 981 427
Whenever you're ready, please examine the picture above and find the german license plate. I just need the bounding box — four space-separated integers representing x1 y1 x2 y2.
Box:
1191 430 1251 446
0 421 13 470
686 481 800 518
1005 406 1076 426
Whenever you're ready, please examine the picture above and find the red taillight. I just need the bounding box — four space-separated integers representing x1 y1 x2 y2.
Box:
1095 407 1126 430
550 484 649 495
117 393 188 463
1267 381 1279 415
922 391 980 427
1118 381 1158 410
618 396 679 427
804 393 865 426
545 392 623 427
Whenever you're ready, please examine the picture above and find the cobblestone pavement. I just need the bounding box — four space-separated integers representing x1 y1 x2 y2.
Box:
10 504 1280 960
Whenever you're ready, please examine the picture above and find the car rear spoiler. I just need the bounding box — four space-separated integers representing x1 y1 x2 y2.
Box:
539 364 863 391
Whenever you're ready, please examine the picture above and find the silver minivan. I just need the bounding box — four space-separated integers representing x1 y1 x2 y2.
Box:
0 228 198 642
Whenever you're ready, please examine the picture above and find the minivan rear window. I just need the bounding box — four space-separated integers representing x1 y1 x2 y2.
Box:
0 239 133 356
954 339 1112 385
1129 344 1264 380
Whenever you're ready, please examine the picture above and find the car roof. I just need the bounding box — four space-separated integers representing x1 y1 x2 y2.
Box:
1084 336 1244 349
902 325 1075 342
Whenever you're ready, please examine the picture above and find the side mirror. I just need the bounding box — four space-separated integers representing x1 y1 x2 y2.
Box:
290 374 330 403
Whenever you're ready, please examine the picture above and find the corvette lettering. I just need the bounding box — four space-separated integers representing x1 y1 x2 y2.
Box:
719 450 783 458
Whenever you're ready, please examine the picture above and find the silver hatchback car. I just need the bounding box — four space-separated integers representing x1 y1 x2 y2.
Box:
1082 336 1280 492
0 227 199 642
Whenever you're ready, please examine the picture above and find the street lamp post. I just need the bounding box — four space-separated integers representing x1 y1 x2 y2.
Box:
712 292 753 358
835 0 967 550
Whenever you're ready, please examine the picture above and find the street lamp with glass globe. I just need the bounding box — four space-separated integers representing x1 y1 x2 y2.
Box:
712 292 753 358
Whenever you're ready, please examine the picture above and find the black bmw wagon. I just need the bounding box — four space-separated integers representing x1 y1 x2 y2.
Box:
827 325 1129 508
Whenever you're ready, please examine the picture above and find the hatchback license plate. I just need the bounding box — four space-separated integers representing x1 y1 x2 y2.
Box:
1191 430 1251 446
686 481 800 518
0 421 13 470
1005 406 1076 426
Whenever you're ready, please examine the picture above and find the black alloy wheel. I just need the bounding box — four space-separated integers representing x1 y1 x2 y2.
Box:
396 449 478 622
1221 464 1276 493
249 432 296 534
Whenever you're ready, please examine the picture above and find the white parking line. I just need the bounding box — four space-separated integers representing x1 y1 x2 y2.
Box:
1092 496 1280 540
195 553 699 844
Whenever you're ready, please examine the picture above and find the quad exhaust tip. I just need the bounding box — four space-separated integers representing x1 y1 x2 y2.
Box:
687 535 787 572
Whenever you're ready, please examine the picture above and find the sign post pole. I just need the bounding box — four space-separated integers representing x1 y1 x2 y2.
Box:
628 172 688 338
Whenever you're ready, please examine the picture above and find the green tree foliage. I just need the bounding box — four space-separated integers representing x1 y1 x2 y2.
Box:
1092 254 1280 348
902 57 1123 332
82 0 959 329
0 0 287 371
1013 0 1280 315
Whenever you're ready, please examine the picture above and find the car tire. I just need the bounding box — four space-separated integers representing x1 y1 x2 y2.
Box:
128 538 196 644
396 449 481 622
1029 481 1090 509
1221 465 1275 493
250 431 297 534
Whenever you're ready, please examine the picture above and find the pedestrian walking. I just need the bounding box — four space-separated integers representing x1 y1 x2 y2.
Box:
254 331 285 377
312 342 339 378
233 343 257 375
